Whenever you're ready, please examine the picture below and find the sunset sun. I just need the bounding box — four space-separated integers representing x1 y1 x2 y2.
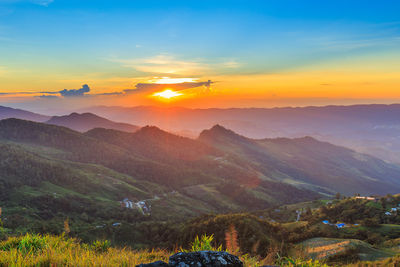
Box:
152 89 183 99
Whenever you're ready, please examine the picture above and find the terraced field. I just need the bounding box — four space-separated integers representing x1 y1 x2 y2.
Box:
300 237 393 261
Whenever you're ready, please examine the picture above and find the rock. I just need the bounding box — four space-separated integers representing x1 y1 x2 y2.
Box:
136 260 169 267
169 251 243 267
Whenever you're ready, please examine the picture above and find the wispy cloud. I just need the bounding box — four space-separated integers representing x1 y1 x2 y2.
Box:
109 54 242 77
41 84 91 97
308 33 400 52
31 0 53 6
132 80 213 93
0 0 53 6
220 60 240 69
111 54 209 76
37 94 58 98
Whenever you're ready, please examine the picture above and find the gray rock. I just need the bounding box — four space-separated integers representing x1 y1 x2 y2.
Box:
169 251 243 267
136 260 169 267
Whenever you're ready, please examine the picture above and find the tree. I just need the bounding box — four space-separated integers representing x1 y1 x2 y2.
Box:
362 217 379 227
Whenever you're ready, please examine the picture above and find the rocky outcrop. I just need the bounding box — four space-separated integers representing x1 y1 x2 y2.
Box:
136 261 169 267
136 251 243 267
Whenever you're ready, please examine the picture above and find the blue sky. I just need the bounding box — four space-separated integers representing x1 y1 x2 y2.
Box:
0 0 400 111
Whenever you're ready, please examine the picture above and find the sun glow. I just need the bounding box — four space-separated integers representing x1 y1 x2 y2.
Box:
152 89 183 99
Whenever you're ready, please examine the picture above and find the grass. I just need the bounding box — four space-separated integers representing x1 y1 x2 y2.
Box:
300 237 392 262
3 233 398 266
0 234 170 266
342 224 400 239
0 233 319 267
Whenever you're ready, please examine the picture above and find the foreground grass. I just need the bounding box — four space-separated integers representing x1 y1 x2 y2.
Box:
0 234 170 266
3 233 400 266
0 233 329 267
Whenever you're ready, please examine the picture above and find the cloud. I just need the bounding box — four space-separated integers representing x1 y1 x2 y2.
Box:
133 80 213 93
37 94 58 98
0 0 54 6
111 54 209 76
0 79 214 101
0 91 38 95
96 91 123 96
58 84 90 97
220 60 240 69
31 0 53 6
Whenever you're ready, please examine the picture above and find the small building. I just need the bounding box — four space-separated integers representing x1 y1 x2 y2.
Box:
355 196 379 201
336 223 346 228
385 211 392 216
322 220 330 224
121 198 134 209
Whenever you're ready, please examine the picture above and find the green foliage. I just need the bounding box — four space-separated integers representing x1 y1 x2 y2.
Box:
91 239 111 252
177 214 282 256
0 233 48 254
277 256 328 267
0 233 170 266
185 234 222 252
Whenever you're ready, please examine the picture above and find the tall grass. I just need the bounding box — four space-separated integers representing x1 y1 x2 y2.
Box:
225 224 240 254
0 233 375 266
0 234 170 266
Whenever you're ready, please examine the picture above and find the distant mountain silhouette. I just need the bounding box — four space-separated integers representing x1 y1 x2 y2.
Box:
81 104 400 163
0 105 50 122
46 112 139 132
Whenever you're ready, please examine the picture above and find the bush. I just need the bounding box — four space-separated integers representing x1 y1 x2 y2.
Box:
91 240 111 252
184 234 222 252
277 256 328 267
0 233 48 254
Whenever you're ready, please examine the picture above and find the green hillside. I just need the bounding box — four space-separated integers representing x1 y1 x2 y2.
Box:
199 125 400 195
2 119 400 253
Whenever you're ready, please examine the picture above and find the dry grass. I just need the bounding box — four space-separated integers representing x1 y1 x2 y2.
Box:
0 233 273 266
0 234 170 266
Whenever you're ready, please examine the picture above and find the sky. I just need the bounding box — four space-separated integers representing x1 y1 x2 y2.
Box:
0 0 400 113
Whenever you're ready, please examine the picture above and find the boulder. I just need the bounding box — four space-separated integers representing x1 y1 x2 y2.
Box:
136 261 169 267
169 251 243 267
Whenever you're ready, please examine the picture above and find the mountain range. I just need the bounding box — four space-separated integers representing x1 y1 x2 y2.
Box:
46 112 139 132
0 118 399 215
0 106 139 132
81 104 400 164
1 109 400 244
0 106 50 122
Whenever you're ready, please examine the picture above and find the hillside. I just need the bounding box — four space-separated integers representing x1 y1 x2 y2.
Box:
1 119 400 250
46 112 139 132
0 119 320 245
199 125 400 196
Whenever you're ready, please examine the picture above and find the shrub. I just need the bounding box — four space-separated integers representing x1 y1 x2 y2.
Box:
91 240 111 252
277 256 328 267
183 234 222 252
0 233 48 254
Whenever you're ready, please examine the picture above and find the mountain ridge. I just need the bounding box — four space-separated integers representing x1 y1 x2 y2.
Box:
0 105 50 122
46 112 139 132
